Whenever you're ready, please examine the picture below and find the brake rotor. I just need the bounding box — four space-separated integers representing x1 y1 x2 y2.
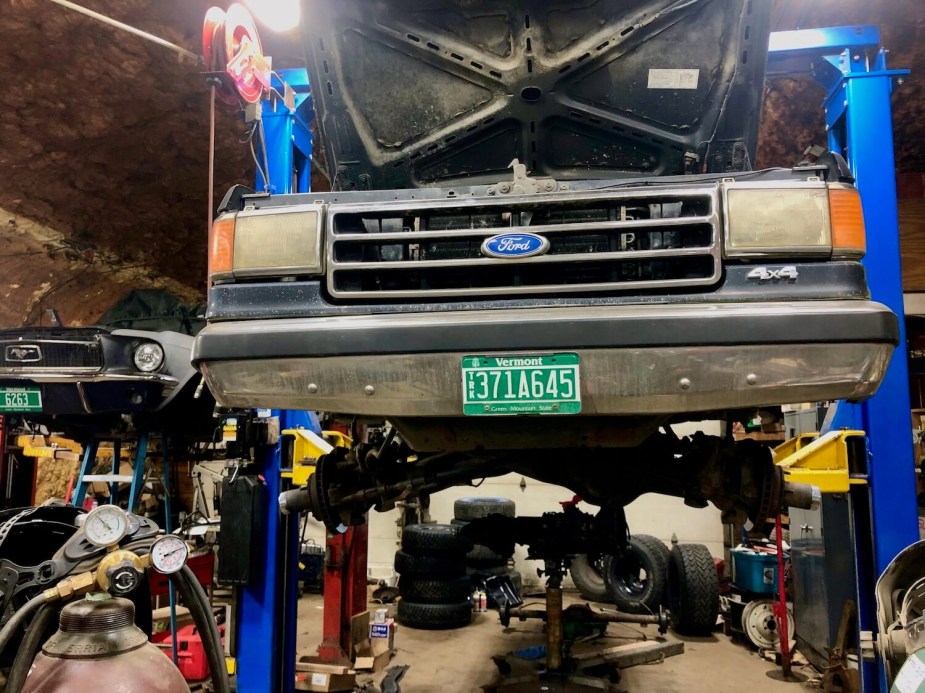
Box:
741 598 795 651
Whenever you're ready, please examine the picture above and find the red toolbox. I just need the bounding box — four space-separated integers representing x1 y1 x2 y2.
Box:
154 623 225 681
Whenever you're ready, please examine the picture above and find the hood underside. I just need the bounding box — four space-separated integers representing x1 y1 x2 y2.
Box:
301 0 772 191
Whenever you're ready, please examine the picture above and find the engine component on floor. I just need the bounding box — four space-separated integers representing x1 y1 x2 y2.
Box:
480 571 523 610
741 598 795 651
21 596 191 693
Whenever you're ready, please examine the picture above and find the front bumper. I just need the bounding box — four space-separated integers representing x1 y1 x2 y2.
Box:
0 372 179 416
193 300 898 416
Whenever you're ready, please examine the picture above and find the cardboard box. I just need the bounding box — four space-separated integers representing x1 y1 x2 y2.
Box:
354 636 393 672
294 662 356 692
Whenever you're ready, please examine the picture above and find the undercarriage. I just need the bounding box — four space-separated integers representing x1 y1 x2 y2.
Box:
279 427 820 551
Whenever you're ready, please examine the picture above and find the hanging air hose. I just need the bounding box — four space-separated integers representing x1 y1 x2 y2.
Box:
6 603 60 693
0 594 49 658
170 564 232 693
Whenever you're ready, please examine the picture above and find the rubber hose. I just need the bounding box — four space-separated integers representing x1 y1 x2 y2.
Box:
175 567 229 693
171 565 231 693
6 602 60 693
0 594 47 660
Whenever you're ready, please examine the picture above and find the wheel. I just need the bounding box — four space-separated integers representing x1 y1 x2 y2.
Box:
396 600 472 630
667 543 720 635
569 554 610 602
454 497 515 521
401 523 470 555
399 576 472 604
741 599 795 651
466 543 509 566
603 534 670 614
394 550 466 577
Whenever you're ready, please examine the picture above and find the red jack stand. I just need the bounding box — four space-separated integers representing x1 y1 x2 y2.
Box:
316 524 369 665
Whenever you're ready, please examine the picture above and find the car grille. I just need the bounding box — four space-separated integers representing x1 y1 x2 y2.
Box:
0 339 103 372
327 186 720 299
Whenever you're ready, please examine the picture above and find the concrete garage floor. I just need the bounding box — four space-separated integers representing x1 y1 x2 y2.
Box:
296 590 809 692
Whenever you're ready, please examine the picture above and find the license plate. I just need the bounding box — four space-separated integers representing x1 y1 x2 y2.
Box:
0 387 42 412
462 353 581 415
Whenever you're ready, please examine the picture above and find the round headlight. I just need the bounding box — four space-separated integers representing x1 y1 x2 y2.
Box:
133 342 165 373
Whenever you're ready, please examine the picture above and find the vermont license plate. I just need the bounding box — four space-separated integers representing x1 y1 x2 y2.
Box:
0 387 42 412
462 353 581 415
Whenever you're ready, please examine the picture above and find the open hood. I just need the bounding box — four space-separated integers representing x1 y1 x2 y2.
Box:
300 0 772 191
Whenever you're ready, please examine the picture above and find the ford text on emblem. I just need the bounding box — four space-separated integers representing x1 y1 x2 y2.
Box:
5 345 42 362
481 233 550 259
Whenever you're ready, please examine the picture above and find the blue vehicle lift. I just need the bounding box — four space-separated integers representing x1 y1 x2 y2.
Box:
231 26 917 693
233 68 324 693
768 26 917 690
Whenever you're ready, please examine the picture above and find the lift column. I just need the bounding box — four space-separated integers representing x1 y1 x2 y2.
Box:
235 68 318 693
768 27 918 691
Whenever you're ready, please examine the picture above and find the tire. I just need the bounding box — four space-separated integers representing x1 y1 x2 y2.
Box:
570 555 610 602
667 543 720 635
394 550 466 578
603 534 670 614
399 576 472 604
401 523 470 555
466 543 509 566
454 497 515 521
397 600 472 630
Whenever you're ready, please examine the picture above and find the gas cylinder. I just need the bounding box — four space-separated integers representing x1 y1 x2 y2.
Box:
22 595 191 693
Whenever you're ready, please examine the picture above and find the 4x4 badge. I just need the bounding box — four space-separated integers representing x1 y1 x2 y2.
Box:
747 266 798 282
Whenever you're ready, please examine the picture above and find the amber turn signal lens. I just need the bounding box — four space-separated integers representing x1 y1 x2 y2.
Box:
829 187 866 258
209 216 236 278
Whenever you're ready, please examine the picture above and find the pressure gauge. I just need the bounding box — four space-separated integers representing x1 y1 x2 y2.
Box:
83 505 129 547
150 535 189 574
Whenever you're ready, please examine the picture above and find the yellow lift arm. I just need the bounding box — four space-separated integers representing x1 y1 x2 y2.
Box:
772 429 868 493
280 429 352 487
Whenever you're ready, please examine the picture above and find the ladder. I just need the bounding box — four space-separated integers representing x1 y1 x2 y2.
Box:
71 431 159 511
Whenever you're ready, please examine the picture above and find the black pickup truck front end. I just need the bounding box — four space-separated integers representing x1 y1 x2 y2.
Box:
193 172 897 442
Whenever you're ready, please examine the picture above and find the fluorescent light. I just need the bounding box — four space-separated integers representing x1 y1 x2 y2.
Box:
243 0 300 32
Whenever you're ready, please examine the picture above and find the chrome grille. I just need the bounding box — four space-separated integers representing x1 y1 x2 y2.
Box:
327 187 720 299
0 339 102 373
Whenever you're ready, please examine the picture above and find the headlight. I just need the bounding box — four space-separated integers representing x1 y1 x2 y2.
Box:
725 184 830 256
724 183 866 260
209 207 323 283
133 342 165 373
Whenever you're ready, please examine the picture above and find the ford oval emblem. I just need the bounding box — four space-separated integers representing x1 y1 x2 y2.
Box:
481 233 550 259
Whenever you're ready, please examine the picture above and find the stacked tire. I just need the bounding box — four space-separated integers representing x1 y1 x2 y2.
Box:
395 524 472 630
453 497 522 598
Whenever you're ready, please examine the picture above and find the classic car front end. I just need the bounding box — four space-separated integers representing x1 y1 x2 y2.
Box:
0 327 199 426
